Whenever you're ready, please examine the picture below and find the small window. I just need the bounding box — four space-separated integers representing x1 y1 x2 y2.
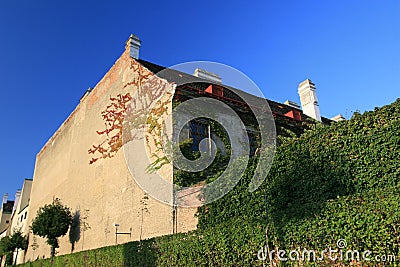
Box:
189 120 208 151
24 211 27 219
5 220 9 224
248 131 256 156
21 216 23 222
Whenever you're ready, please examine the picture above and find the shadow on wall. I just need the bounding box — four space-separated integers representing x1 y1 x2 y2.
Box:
69 210 81 253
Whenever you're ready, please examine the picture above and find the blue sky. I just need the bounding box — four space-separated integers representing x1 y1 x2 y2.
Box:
0 1 399 199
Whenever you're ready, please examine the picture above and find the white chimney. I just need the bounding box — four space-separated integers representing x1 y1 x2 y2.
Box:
13 190 21 213
2 193 8 204
331 114 346 122
298 79 321 121
193 68 222 84
127 34 141 59
284 100 300 109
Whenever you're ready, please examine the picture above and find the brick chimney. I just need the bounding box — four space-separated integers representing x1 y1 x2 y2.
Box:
126 34 142 59
298 79 321 121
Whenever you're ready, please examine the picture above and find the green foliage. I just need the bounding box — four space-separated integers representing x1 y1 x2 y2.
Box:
174 119 231 187
196 98 400 265
0 236 11 257
19 220 266 267
0 230 28 265
31 198 73 257
155 218 266 266
10 230 28 251
19 239 158 267
281 187 400 259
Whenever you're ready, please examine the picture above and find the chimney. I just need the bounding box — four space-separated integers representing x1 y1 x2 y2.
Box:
284 100 300 109
2 193 8 204
298 79 321 121
80 87 93 102
13 189 21 213
193 68 222 84
331 114 346 122
126 34 142 59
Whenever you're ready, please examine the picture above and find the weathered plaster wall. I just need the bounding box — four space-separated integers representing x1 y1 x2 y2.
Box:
24 46 198 262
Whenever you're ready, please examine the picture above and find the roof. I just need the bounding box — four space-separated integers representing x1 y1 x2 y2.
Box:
136 59 332 124
1 201 14 213
19 179 33 212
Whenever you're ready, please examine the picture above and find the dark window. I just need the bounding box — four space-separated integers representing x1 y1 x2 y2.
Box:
189 120 208 151
5 220 9 224
24 211 27 219
248 131 258 156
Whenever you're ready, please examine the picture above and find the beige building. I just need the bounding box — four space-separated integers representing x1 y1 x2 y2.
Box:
22 34 198 263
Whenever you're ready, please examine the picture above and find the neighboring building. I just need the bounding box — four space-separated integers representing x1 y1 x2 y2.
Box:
9 180 32 233
1 194 13 267
0 180 33 265
0 195 14 238
2 34 333 263
9 179 33 264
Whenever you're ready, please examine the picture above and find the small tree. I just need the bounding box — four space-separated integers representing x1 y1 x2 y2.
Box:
10 230 27 265
0 230 27 265
0 236 11 264
31 198 73 257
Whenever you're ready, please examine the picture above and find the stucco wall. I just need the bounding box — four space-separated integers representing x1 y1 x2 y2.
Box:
24 46 198 262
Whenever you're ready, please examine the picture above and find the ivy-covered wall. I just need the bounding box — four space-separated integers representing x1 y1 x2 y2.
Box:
197 97 400 265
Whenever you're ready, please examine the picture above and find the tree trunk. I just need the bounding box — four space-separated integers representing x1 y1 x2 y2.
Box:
1 255 6 267
48 237 59 258
51 245 56 258
140 209 144 241
13 249 18 266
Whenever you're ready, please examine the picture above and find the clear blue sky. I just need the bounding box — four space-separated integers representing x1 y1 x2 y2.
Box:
0 1 399 199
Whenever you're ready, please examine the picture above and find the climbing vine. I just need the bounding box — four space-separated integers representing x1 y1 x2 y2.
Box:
88 93 132 164
88 61 175 165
